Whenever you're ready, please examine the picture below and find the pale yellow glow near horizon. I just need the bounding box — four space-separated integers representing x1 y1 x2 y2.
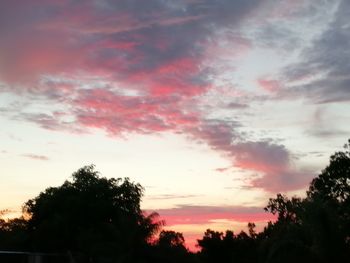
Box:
1 115 269 214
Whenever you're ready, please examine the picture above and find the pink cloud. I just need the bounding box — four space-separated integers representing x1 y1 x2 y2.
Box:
155 205 275 226
0 0 312 193
233 141 289 171
257 79 282 93
155 205 276 251
73 88 200 135
251 172 308 192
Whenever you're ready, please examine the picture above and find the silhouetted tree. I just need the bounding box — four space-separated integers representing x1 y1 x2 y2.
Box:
261 140 350 262
197 229 224 262
265 194 303 223
157 230 186 248
305 140 350 261
197 228 258 263
308 140 350 245
23 165 162 262
247 222 256 238
147 230 198 263
308 140 350 203
0 216 29 250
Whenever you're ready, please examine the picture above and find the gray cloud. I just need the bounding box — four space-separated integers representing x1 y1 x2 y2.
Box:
18 113 80 133
226 102 249 109
282 0 350 103
21 153 49 161
188 121 313 192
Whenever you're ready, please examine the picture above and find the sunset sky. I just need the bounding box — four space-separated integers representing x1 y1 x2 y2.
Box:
1 0 349 250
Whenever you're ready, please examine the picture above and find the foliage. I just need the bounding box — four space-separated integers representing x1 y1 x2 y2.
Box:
23 165 161 262
0 217 29 250
261 140 350 262
157 230 186 248
197 228 258 263
308 139 350 203
146 230 198 263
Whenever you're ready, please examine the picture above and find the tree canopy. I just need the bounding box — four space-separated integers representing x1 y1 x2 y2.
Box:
23 165 161 262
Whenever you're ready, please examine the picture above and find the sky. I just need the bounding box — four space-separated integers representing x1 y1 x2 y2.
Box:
1 0 350 250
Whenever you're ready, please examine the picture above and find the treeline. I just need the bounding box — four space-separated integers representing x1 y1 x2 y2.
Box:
1 140 350 263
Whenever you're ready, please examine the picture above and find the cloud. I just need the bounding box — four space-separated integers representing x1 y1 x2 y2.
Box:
234 142 314 192
250 170 312 193
304 106 350 139
0 0 317 193
147 194 201 200
155 205 275 226
73 88 200 135
21 154 49 161
307 129 349 138
252 22 301 51
226 102 249 109
215 167 230 173
257 79 281 93
0 0 258 135
233 141 290 173
189 121 312 192
281 0 350 103
17 112 84 134
0 0 261 87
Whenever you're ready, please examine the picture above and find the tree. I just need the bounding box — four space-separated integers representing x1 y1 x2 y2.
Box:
264 194 303 223
197 229 225 263
261 140 350 262
23 165 161 262
306 140 350 259
0 216 29 250
157 230 186 248
197 228 258 263
308 139 350 203
247 222 256 238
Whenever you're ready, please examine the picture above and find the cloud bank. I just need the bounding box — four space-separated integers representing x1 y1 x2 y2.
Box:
1 0 344 192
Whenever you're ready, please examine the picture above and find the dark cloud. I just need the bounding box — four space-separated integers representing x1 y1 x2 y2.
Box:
189 121 313 192
226 102 249 109
0 0 261 86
